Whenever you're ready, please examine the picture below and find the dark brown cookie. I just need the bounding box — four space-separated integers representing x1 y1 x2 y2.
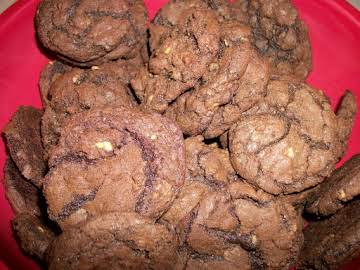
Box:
298 199 360 270
164 42 269 138
132 0 222 114
46 212 179 270
4 158 58 261
3 106 46 187
44 106 185 229
3 158 41 216
133 0 270 140
39 60 72 106
161 136 303 270
229 78 349 195
41 58 140 152
12 213 56 261
247 0 312 79
306 154 360 216
36 0 147 66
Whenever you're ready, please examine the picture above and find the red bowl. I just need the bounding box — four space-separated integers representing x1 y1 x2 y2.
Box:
0 0 360 269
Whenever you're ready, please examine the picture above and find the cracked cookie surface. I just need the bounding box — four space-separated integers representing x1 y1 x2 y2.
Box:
229 78 351 195
161 136 303 270
46 212 179 270
36 0 147 66
41 58 141 153
44 106 185 229
247 0 312 79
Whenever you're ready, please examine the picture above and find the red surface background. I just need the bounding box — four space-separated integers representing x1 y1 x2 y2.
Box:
0 0 360 269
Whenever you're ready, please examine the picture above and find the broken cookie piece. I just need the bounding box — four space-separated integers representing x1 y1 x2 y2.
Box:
298 199 360 270
306 154 360 216
3 106 46 187
13 213 57 261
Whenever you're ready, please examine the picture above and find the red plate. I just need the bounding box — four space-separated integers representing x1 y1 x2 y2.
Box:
0 0 360 269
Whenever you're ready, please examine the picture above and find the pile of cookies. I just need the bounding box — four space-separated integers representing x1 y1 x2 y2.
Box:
2 0 360 269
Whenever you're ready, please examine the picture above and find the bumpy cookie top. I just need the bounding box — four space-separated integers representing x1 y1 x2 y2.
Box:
41 58 140 152
46 212 179 270
247 0 312 79
36 0 147 65
44 106 185 229
229 78 348 194
161 136 303 270
131 0 270 139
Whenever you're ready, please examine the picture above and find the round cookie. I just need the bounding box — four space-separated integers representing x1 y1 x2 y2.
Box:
46 212 179 270
229 78 351 195
306 154 360 216
3 106 46 187
36 0 147 66
247 0 312 79
41 58 140 152
43 106 185 229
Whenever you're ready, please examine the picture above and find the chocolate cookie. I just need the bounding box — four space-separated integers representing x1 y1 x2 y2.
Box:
132 0 222 113
4 157 58 260
165 42 269 138
41 58 140 152
46 212 179 270
298 199 360 270
3 106 46 187
3 158 41 216
229 181 303 270
229 79 354 195
12 213 56 261
306 154 360 216
36 0 147 66
247 0 312 79
161 136 303 270
133 0 270 137
44 106 185 229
